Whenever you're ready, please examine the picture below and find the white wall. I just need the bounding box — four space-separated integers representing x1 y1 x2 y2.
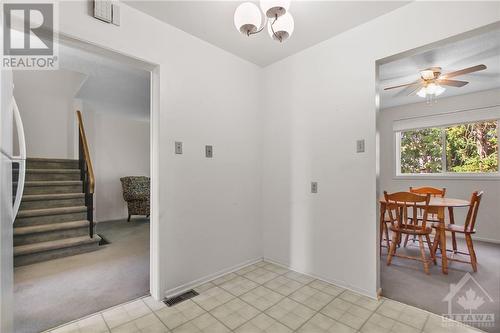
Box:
58 1 263 297
13 70 86 159
82 106 150 222
261 2 500 297
380 88 500 243
27 0 500 300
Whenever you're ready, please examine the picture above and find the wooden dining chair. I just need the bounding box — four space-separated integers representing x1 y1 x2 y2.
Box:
431 191 483 272
380 202 398 254
407 187 447 247
385 191 435 274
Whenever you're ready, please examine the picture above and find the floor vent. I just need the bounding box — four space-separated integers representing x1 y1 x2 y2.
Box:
164 290 199 307
98 235 110 245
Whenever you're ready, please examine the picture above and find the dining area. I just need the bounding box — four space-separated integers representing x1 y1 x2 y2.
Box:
379 186 482 275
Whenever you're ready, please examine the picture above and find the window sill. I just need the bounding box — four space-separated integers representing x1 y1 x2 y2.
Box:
394 173 500 181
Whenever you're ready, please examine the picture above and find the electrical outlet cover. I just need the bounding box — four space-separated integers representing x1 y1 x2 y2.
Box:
356 139 365 153
175 141 183 154
205 145 213 158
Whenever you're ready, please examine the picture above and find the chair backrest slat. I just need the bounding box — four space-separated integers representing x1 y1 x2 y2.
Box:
384 191 431 230
464 191 483 232
410 186 446 198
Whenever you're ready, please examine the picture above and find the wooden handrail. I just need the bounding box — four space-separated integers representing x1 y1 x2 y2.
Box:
76 110 95 193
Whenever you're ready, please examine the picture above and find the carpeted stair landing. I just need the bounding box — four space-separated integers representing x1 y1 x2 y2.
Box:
13 158 100 266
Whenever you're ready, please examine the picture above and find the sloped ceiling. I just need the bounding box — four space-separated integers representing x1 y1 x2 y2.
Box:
59 43 150 120
125 1 410 67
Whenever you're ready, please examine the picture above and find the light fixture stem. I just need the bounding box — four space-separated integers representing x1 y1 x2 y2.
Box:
248 21 266 36
270 14 282 42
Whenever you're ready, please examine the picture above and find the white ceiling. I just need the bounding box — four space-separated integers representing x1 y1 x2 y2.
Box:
125 1 409 67
58 43 150 120
380 28 500 109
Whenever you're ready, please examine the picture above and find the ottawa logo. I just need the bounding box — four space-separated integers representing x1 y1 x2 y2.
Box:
442 272 495 328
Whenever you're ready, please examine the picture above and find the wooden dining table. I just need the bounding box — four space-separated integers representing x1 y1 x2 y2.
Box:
379 196 470 274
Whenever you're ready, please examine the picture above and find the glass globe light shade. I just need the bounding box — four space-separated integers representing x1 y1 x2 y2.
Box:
234 2 263 35
417 87 427 98
426 83 438 95
434 85 446 96
260 0 290 18
268 12 294 42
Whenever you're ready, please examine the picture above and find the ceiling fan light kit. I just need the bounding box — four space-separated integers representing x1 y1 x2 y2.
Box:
384 64 487 103
234 0 294 42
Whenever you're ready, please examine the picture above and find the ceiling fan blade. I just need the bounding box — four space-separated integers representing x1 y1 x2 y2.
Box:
405 84 423 96
442 64 487 79
438 79 469 87
384 81 420 91
392 82 423 97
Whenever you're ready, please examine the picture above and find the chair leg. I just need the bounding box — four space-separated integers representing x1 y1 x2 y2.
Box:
465 234 478 272
386 231 399 266
451 232 458 253
425 234 436 264
432 232 440 258
379 220 384 255
418 235 430 274
403 234 409 247
449 207 458 253
384 223 390 249
127 214 131 222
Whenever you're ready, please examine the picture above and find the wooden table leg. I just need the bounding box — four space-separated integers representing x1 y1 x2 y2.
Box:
438 207 448 274
448 207 457 253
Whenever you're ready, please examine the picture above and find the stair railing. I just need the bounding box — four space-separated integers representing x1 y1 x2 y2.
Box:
76 110 95 238
12 97 26 223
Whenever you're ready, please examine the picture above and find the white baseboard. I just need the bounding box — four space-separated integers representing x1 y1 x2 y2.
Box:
447 233 500 245
263 257 378 300
164 257 263 298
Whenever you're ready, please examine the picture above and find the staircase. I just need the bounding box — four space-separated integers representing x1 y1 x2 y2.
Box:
13 158 101 266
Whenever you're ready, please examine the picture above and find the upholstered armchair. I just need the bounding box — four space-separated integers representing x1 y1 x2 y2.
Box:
120 176 150 221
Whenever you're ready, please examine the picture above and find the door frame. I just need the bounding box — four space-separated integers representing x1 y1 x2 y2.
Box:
40 33 163 300
373 21 500 297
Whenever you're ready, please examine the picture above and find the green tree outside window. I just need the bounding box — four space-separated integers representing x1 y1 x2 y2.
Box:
400 120 498 174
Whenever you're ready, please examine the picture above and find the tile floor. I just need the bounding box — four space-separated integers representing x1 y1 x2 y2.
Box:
45 260 484 333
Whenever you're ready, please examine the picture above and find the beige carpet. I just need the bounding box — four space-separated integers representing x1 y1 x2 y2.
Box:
381 237 500 333
14 218 150 333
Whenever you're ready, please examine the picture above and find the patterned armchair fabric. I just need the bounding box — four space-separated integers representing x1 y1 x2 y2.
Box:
120 176 150 221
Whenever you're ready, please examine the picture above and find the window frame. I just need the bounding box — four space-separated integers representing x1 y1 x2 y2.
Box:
394 119 500 180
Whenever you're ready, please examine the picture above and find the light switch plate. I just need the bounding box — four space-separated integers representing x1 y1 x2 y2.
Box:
175 141 183 154
112 3 120 26
93 0 112 23
205 145 213 158
356 139 365 153
311 182 318 193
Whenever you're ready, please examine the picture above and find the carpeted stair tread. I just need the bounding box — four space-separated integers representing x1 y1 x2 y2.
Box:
14 156 99 265
14 235 101 256
26 158 79 170
21 180 83 187
15 169 80 174
17 206 87 218
21 193 85 201
14 220 90 236
27 157 78 162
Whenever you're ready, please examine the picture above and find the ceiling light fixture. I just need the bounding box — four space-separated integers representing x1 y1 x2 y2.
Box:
417 83 446 100
234 0 294 43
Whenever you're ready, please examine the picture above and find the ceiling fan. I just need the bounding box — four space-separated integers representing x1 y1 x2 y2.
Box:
384 64 487 98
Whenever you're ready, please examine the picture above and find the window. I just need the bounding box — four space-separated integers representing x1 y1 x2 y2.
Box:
398 120 499 175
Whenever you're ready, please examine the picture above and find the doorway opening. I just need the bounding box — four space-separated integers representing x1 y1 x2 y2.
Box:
12 36 158 333
375 23 500 333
